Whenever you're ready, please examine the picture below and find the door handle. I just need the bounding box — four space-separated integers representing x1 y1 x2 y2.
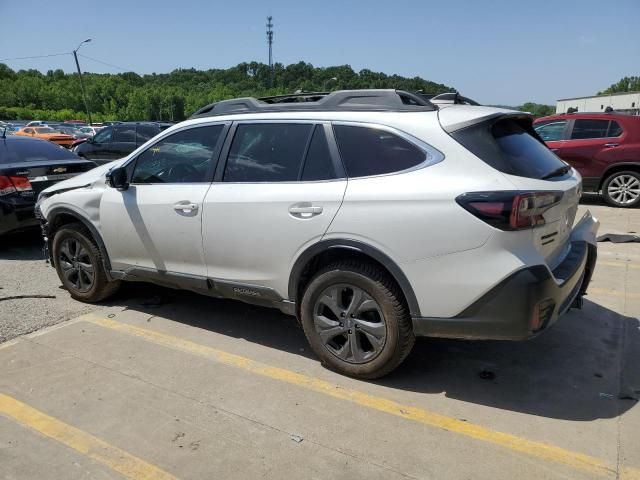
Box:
289 204 323 218
173 202 198 213
604 143 619 148
550 148 559 153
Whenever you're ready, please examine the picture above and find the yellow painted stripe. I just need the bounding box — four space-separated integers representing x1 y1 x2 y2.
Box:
85 314 640 479
0 393 177 480
597 260 640 270
589 287 640 299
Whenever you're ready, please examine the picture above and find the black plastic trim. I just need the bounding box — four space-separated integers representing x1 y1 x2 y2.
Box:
44 206 114 281
412 240 596 340
288 239 420 316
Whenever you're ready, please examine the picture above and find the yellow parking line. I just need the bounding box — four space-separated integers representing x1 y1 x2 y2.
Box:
85 314 640 479
0 393 177 480
589 287 640 299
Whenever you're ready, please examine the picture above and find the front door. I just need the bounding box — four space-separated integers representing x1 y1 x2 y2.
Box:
100 124 227 277
202 122 347 297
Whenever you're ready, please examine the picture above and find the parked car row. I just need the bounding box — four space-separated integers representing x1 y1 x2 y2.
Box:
534 111 640 208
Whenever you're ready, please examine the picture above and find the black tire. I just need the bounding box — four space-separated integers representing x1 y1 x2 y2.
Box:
52 222 120 302
601 170 640 208
300 260 414 379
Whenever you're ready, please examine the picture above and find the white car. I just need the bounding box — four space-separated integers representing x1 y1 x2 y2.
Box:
36 90 599 378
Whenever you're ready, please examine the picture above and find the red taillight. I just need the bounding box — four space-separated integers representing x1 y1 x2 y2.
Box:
0 175 33 196
457 191 563 231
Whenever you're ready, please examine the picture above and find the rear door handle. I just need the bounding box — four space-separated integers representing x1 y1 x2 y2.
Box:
173 202 199 213
289 204 323 218
604 143 619 148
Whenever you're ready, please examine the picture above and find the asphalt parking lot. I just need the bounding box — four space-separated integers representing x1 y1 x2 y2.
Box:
1 196 639 479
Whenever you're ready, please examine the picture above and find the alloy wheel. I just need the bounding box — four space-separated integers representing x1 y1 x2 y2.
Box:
58 238 95 293
313 284 387 364
607 174 640 205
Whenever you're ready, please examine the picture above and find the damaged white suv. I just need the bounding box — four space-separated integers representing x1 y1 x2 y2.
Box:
37 90 599 378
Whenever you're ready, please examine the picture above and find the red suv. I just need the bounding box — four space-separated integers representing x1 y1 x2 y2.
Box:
534 113 640 208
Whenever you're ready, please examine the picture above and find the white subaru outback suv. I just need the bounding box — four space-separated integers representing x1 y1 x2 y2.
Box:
36 90 599 379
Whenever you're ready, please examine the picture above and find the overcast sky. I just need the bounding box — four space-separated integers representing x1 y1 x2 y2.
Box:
1 0 638 106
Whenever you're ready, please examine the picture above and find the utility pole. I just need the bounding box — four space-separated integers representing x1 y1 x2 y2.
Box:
266 16 274 88
73 39 92 125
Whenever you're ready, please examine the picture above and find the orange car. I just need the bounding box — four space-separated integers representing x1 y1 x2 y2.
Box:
15 126 75 148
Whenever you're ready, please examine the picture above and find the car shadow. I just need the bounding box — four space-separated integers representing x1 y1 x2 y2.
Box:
580 192 606 206
0 229 46 261
109 283 639 422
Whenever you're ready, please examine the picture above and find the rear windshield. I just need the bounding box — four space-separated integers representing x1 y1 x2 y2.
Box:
1 139 79 163
451 117 568 179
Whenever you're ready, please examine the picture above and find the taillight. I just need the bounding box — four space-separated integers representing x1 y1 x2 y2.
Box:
0 175 33 196
456 191 563 231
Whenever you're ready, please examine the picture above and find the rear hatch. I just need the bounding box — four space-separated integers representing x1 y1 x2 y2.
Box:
441 107 581 269
2 159 97 196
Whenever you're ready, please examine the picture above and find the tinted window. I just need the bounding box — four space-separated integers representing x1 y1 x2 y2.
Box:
131 125 223 184
608 121 623 137
571 119 610 139
93 127 112 143
136 125 158 144
301 126 338 181
333 125 425 177
224 123 313 182
534 120 567 141
452 118 568 180
1 139 78 163
113 125 136 143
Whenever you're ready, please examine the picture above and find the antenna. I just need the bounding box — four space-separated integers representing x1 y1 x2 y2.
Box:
266 16 274 87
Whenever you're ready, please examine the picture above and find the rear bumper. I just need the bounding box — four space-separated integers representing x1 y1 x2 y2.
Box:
412 212 599 340
0 196 38 236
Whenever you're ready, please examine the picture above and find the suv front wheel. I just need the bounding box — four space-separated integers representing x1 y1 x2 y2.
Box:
52 223 120 302
602 171 640 208
300 261 415 379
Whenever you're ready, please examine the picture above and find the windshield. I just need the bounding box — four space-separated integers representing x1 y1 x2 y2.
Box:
451 117 569 180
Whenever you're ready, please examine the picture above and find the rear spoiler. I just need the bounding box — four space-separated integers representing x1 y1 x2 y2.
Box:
440 111 534 134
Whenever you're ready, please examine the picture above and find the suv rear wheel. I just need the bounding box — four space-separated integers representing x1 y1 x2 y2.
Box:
52 223 120 302
300 261 414 379
602 171 640 208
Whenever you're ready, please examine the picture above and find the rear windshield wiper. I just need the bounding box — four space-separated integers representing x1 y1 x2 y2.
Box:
541 165 570 180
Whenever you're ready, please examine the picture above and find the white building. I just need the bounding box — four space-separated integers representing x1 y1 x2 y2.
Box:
556 91 640 115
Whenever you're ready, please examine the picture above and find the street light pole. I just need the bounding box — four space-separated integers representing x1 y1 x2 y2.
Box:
73 39 92 125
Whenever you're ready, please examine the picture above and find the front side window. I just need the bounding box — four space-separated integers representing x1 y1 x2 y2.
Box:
571 119 610 139
113 125 136 143
534 120 567 141
333 125 426 178
131 125 223 184
93 127 112 143
224 123 313 182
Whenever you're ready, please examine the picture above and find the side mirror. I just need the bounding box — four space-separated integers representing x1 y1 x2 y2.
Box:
106 166 129 191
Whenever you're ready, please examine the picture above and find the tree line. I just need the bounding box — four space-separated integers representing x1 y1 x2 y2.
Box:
0 61 456 122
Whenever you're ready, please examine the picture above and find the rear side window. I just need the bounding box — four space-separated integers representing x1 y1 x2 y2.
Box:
571 119 609 139
333 125 425 177
1 139 78 163
607 121 623 137
113 125 136 143
224 123 313 182
136 125 158 144
534 120 567 141
451 118 568 180
301 126 337 181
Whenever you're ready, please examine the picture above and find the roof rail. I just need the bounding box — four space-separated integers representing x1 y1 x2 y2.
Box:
190 89 436 119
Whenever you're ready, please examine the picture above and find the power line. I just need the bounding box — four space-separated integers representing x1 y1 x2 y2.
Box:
0 52 70 62
77 54 131 72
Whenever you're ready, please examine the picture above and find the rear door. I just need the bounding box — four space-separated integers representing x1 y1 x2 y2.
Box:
561 119 621 178
202 121 346 296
